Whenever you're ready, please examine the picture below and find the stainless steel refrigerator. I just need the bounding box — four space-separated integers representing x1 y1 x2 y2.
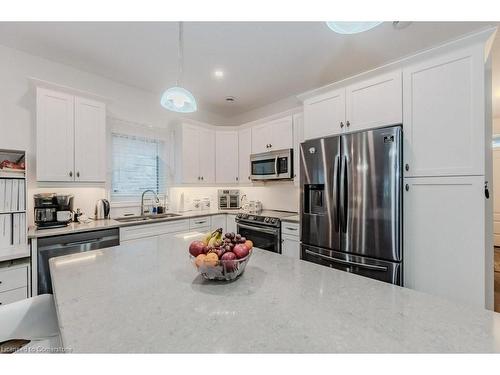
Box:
300 125 402 285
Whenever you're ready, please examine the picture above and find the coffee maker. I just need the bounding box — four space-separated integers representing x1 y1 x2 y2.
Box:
34 193 74 229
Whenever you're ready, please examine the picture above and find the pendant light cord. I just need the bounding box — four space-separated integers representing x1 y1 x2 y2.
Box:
177 21 183 87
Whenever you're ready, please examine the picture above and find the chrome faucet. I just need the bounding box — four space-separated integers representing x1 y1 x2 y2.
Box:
141 189 159 216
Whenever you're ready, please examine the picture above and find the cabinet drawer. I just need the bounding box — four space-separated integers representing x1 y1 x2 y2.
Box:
282 222 300 237
0 266 28 293
190 217 211 229
120 219 189 241
0 287 27 306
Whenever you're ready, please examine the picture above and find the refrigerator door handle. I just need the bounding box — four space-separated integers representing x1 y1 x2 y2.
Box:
339 155 348 233
304 250 388 272
333 155 340 232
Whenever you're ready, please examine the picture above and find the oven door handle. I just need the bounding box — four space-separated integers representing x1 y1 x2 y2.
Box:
237 223 279 235
304 250 388 271
274 156 279 177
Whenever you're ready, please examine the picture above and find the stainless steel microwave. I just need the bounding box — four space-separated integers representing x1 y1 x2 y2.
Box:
250 148 293 181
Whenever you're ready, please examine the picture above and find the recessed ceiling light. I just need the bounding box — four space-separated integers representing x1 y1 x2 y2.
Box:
214 70 224 78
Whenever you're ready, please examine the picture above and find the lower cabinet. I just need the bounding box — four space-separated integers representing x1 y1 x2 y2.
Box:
210 215 227 233
226 214 237 234
0 262 29 306
403 175 488 308
281 221 300 259
120 220 190 242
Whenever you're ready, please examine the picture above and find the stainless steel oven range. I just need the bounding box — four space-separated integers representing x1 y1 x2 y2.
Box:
235 210 296 254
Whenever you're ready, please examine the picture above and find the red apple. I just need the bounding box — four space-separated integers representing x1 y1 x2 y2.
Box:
189 241 206 257
221 251 237 272
233 243 249 259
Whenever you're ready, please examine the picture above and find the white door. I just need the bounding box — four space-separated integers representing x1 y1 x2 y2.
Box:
493 149 500 246
215 131 239 183
211 214 227 233
303 88 345 140
238 127 252 183
181 124 200 183
403 46 484 177
346 70 402 133
226 214 237 234
282 235 300 259
403 175 486 308
268 116 293 151
36 88 75 182
251 122 271 154
198 127 216 184
74 96 106 182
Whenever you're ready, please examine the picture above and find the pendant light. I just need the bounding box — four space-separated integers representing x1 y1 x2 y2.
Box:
325 22 383 35
160 22 197 113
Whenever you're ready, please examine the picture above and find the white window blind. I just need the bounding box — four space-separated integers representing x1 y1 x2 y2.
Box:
111 133 165 199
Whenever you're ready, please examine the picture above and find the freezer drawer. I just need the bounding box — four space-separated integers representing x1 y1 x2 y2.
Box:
301 244 402 285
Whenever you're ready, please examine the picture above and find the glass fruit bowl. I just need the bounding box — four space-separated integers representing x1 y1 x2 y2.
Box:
190 249 253 281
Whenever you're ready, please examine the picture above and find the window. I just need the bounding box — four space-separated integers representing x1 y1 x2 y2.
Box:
493 135 500 149
111 133 165 200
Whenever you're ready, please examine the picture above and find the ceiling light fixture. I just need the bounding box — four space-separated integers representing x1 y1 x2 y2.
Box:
325 22 383 35
160 22 197 113
214 70 224 78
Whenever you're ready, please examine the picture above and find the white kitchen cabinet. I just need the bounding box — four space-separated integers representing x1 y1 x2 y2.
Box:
120 219 190 242
74 96 106 182
226 214 237 234
179 124 215 184
210 214 227 233
282 235 300 259
238 127 252 183
251 116 293 154
215 130 239 183
0 262 29 306
36 88 75 182
303 88 345 140
403 176 486 308
292 113 304 186
345 70 402 133
403 46 484 177
189 216 211 232
36 87 106 182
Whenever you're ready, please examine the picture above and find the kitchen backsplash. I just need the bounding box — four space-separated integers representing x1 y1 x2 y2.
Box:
168 183 299 213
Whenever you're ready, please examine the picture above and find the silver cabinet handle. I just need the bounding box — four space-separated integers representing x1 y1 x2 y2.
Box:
285 227 298 231
405 164 409 172
76 171 80 178
69 171 73 177
346 120 350 127
236 177 239 181
405 184 409 192
340 121 344 128
201 176 204 181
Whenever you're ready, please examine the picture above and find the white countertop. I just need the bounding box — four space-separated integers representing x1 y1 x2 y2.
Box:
49 235 500 353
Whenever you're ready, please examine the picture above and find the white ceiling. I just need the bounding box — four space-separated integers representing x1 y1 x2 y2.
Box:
0 21 498 120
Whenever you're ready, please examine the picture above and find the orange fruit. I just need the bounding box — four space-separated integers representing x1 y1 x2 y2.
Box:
204 252 219 267
245 240 253 250
195 254 206 268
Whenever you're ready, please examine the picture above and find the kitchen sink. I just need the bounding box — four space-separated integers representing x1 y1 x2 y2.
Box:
115 213 181 223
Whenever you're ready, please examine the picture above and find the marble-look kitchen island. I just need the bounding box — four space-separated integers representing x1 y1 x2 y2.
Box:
49 235 500 353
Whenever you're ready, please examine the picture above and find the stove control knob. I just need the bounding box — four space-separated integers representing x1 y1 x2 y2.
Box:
237 214 242 218
264 217 270 223
271 218 277 224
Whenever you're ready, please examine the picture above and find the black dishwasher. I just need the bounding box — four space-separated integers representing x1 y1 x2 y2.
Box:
37 228 120 294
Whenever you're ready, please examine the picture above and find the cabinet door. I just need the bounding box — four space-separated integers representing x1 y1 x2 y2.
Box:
403 46 484 177
292 113 304 186
211 214 227 233
226 214 237 234
251 122 271 154
215 130 239 183
403 176 486 308
282 235 300 259
74 96 106 182
238 127 252 183
303 88 345 140
198 127 216 183
36 88 74 181
269 116 293 151
346 70 402 132
181 124 200 183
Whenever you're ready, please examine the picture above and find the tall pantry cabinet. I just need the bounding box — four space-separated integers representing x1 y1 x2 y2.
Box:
402 42 493 309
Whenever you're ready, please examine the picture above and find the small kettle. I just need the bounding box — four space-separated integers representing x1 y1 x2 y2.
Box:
95 199 110 220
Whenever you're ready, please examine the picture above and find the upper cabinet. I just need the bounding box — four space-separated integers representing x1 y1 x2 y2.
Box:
304 88 345 140
403 46 484 177
346 71 402 132
36 88 106 182
251 116 293 154
238 127 252 183
215 130 239 184
303 71 402 140
180 124 216 184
